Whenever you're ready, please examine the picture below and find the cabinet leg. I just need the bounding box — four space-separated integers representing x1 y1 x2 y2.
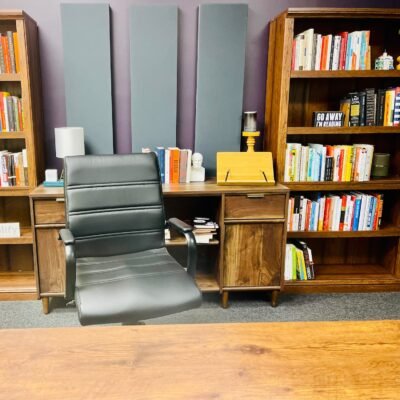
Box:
221 291 229 309
42 297 50 314
271 290 279 307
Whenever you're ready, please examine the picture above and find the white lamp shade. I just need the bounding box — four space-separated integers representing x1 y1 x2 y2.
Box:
55 127 85 158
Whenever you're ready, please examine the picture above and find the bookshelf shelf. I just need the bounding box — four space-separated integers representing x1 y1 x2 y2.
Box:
284 177 400 191
291 70 400 79
0 187 30 196
287 127 400 135
195 273 219 292
166 238 219 246
0 132 26 139
0 227 32 244
265 7 400 294
287 224 400 238
0 73 22 81
0 271 36 299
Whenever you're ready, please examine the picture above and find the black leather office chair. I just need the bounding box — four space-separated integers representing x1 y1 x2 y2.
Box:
59 153 202 325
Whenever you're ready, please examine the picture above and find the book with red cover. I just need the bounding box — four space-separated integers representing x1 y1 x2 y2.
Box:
323 197 331 231
320 35 328 71
339 194 347 231
338 32 348 70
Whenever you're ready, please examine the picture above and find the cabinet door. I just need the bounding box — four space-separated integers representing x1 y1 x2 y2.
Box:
36 228 65 295
223 223 283 287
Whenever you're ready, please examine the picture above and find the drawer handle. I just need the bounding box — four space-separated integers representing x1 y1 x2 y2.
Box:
246 193 265 199
56 198 65 203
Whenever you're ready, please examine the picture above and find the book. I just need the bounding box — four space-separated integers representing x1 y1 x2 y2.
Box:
349 92 361 126
365 88 376 126
340 97 351 126
358 91 366 126
179 149 188 183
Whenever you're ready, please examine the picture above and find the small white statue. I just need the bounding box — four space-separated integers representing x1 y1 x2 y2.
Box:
190 153 205 182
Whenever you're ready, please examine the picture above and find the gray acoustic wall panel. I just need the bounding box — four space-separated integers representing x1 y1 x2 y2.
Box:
130 5 178 152
61 4 114 155
195 4 248 176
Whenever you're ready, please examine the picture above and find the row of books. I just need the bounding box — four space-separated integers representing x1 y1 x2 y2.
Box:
340 87 400 127
0 92 24 132
285 241 315 281
142 147 192 184
0 31 20 74
285 143 374 182
292 29 370 71
192 217 218 244
0 149 28 187
165 217 218 244
288 192 384 232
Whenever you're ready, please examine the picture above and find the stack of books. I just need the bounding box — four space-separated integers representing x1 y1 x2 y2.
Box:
0 149 28 187
340 87 400 127
193 217 218 244
292 29 370 71
288 192 384 232
142 147 192 184
0 92 24 132
285 143 374 182
285 241 315 281
0 31 20 73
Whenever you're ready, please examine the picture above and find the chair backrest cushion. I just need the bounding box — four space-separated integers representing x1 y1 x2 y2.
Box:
64 153 165 258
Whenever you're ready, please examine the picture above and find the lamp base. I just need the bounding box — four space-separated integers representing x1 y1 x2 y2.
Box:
43 180 64 187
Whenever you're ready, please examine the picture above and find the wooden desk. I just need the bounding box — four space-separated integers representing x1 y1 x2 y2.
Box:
30 182 289 313
0 320 399 399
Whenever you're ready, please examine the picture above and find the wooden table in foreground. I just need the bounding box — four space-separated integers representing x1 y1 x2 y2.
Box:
1 320 399 399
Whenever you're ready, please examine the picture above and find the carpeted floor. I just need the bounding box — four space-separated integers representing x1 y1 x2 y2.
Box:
1 291 400 328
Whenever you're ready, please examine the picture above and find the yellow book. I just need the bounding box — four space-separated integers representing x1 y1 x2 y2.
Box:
296 248 307 280
344 145 353 182
384 89 395 126
13 32 20 73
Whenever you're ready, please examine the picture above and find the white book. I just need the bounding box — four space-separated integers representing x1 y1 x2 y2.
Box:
333 147 341 181
357 149 367 182
334 197 341 231
362 196 372 231
363 145 374 181
185 149 192 183
331 35 341 70
303 28 314 71
295 34 305 70
314 34 322 71
358 195 368 230
343 195 351 231
347 198 355 232
299 146 309 181
285 244 293 280
164 149 170 184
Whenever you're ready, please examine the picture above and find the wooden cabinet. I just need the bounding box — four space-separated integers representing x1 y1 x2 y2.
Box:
265 8 400 294
31 183 288 313
0 11 44 300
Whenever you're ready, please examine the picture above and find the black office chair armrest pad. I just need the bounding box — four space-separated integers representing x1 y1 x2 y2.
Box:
59 228 75 245
167 218 193 233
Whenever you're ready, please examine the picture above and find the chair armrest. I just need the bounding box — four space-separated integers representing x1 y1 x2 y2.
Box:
167 218 197 278
59 229 76 302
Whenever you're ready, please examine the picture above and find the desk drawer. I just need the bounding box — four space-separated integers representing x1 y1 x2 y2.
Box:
225 194 285 220
34 199 65 224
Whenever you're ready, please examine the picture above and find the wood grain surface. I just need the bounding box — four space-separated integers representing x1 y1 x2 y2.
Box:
0 321 399 399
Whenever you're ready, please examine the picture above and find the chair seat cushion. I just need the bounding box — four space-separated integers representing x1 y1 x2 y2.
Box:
75 247 202 325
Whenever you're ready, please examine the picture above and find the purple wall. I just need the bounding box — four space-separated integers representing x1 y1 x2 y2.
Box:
0 0 397 168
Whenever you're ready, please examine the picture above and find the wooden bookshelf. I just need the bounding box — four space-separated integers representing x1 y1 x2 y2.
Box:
265 8 400 293
0 11 44 300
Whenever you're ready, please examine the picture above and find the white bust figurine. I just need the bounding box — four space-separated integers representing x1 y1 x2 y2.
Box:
190 153 205 182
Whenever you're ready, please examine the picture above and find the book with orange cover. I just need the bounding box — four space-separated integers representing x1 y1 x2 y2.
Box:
1 36 10 73
320 35 327 71
13 32 20 73
168 147 180 184
323 197 331 231
383 88 395 126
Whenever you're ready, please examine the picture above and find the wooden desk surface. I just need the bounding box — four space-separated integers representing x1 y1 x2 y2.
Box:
30 181 288 198
0 321 399 399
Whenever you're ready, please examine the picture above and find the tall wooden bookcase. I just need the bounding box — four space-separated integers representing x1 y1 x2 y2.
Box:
0 11 44 299
265 8 400 293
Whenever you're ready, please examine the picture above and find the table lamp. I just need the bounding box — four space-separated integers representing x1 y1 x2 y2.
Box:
44 127 85 187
